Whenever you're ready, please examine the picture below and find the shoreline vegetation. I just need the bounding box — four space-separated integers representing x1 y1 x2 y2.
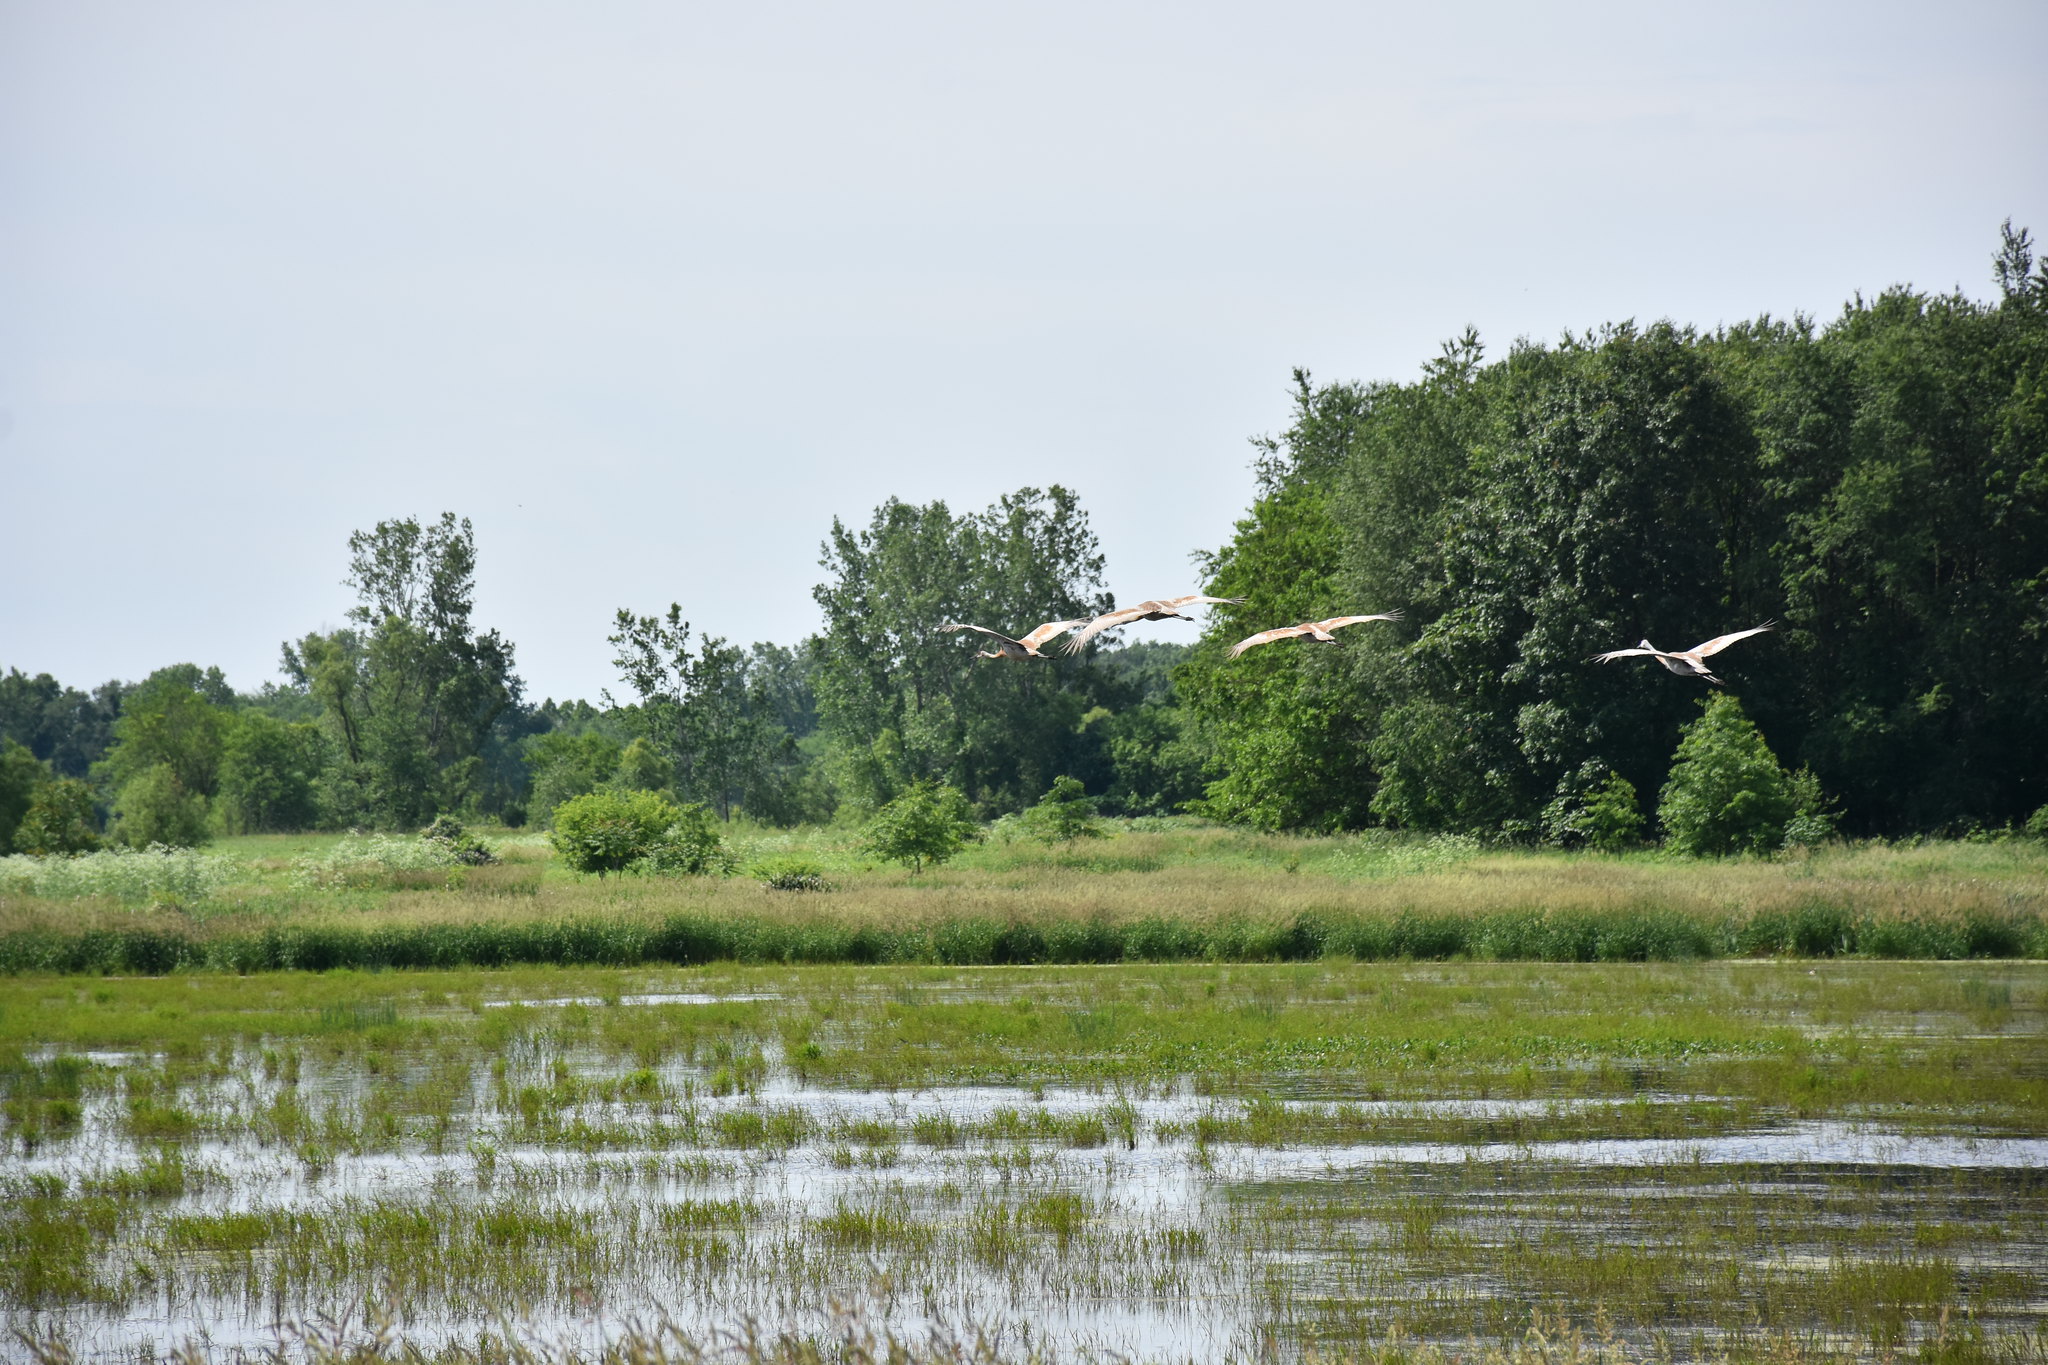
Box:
3 826 2043 975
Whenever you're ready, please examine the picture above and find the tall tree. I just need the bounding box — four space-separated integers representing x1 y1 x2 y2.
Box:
810 486 1113 813
1181 224 2048 836
281 514 521 826
608 607 794 820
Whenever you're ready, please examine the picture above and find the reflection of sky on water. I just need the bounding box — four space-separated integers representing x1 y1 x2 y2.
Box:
11 1032 2048 1363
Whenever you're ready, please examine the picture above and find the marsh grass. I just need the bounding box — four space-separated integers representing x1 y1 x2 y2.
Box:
3 833 2045 973
4 960 2045 1362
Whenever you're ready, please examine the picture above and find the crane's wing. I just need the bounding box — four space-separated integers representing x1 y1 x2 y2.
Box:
1061 607 1149 653
1310 611 1403 632
1688 621 1775 657
1156 593 1248 610
1227 625 1312 659
940 622 1022 647
1589 646 1668 664
1019 618 1090 649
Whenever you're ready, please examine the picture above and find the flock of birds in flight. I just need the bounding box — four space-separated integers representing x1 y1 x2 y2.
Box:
942 596 1775 684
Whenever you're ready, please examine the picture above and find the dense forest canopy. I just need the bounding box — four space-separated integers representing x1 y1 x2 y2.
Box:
2 226 2043 849
1181 224 2048 836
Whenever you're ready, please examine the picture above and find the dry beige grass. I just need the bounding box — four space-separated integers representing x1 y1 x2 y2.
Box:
3 835 2040 947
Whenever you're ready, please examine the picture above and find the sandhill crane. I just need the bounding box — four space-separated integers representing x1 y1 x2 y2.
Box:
940 619 1092 661
1061 594 1246 653
1226 612 1403 659
1589 622 1774 685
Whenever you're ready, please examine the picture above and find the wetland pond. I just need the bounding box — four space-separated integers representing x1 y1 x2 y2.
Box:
3 961 2044 1362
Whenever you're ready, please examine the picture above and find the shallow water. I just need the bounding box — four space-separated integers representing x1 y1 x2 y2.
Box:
8 963 2048 1363
479 991 783 1009
11 1050 2048 1363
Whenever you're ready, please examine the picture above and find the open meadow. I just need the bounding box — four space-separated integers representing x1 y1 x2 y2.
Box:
3 825 2047 974
4 831 2048 1362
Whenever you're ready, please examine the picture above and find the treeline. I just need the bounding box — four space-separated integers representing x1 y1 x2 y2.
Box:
3 226 2044 850
1178 224 2048 838
0 493 1203 851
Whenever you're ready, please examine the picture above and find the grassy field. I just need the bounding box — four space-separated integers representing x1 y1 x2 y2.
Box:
3 825 2046 973
3 956 2045 1361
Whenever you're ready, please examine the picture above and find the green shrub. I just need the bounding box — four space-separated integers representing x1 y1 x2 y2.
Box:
111 765 211 849
11 778 101 855
646 803 734 876
549 789 680 876
1780 767 1837 847
862 780 978 874
2025 804 2048 839
1542 764 1644 851
1021 776 1101 844
1658 695 1796 856
1580 773 1645 851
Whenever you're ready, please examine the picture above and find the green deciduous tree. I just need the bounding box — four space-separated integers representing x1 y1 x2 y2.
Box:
612 737 674 793
217 713 325 833
812 487 1113 815
283 514 521 827
0 668 125 779
608 607 794 821
0 739 46 853
1021 775 1100 843
524 730 625 825
1179 225 2048 837
110 764 212 848
94 665 235 803
1658 695 1796 856
862 780 977 873
13 778 101 855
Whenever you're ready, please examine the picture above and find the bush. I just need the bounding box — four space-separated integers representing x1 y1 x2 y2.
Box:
863 780 978 874
1580 773 1645 851
2025 804 2048 840
550 789 680 877
1541 763 1643 851
12 778 102 855
1658 695 1796 856
646 803 734 876
1780 767 1838 847
110 764 211 849
1021 776 1101 844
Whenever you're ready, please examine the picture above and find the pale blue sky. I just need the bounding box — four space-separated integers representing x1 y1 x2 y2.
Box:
3 0 2044 702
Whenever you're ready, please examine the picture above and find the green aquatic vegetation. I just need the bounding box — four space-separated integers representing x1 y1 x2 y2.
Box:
2 960 2045 1361
814 1199 936 1253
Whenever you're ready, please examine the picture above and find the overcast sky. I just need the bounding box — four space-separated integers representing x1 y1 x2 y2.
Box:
3 0 2044 703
